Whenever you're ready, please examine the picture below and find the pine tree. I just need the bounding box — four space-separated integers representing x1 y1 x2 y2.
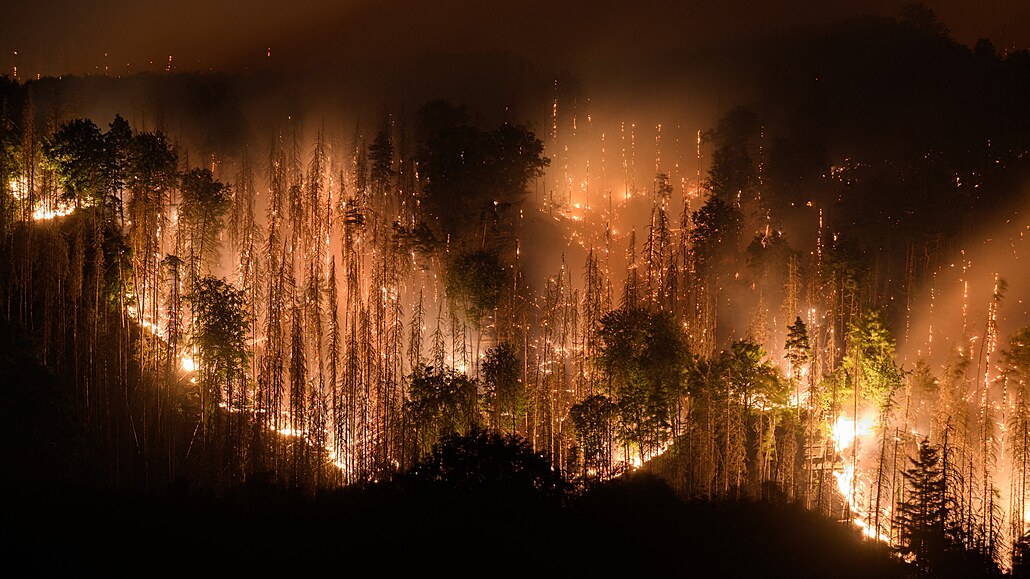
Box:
895 438 950 577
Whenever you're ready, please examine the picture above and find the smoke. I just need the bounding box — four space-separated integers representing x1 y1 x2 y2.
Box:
902 176 1030 369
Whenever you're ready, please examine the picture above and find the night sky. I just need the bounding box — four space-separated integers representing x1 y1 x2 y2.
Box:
3 0 1028 79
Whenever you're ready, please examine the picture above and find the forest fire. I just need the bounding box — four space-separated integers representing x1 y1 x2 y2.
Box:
6 3 1030 576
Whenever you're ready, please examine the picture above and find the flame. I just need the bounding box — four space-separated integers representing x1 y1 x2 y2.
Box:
181 355 197 372
832 414 875 452
32 201 76 221
834 463 855 499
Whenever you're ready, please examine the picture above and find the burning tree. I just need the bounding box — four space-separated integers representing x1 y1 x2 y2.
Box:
1006 327 1030 556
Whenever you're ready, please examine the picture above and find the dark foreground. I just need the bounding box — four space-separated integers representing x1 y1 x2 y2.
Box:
6 474 904 577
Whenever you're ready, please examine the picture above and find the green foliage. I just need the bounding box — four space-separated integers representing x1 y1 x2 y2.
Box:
0 117 22 223
444 249 507 324
596 307 690 456
842 309 904 408
405 364 478 456
481 342 525 433
723 338 787 410
571 394 616 476
187 276 249 396
43 119 119 208
785 316 811 380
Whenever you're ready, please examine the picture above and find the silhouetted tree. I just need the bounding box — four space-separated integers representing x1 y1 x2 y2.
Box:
705 106 761 203
405 365 478 458
187 276 249 429
368 128 395 194
179 168 230 283
404 427 569 502
596 307 689 461
482 342 524 433
690 195 743 280
415 100 548 238
571 393 617 482
445 249 506 326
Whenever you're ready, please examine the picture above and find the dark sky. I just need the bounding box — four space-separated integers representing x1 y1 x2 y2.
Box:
3 0 1028 79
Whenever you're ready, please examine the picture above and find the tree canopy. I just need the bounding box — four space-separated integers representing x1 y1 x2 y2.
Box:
596 307 690 458
43 119 119 208
416 100 548 238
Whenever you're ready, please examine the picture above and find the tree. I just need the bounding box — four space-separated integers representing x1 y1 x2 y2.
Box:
405 365 478 458
1005 327 1030 553
187 276 250 425
895 438 950 577
126 132 178 194
368 128 395 193
901 3 949 37
106 115 132 198
444 249 507 325
415 100 548 238
785 316 811 386
705 106 761 203
690 194 743 282
725 339 785 413
484 122 549 202
842 309 903 408
43 119 118 209
1013 533 1030 579
179 168 230 280
723 339 787 495
595 307 690 461
482 342 525 433
0 112 21 233
125 130 178 368
570 394 617 482
403 427 569 502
